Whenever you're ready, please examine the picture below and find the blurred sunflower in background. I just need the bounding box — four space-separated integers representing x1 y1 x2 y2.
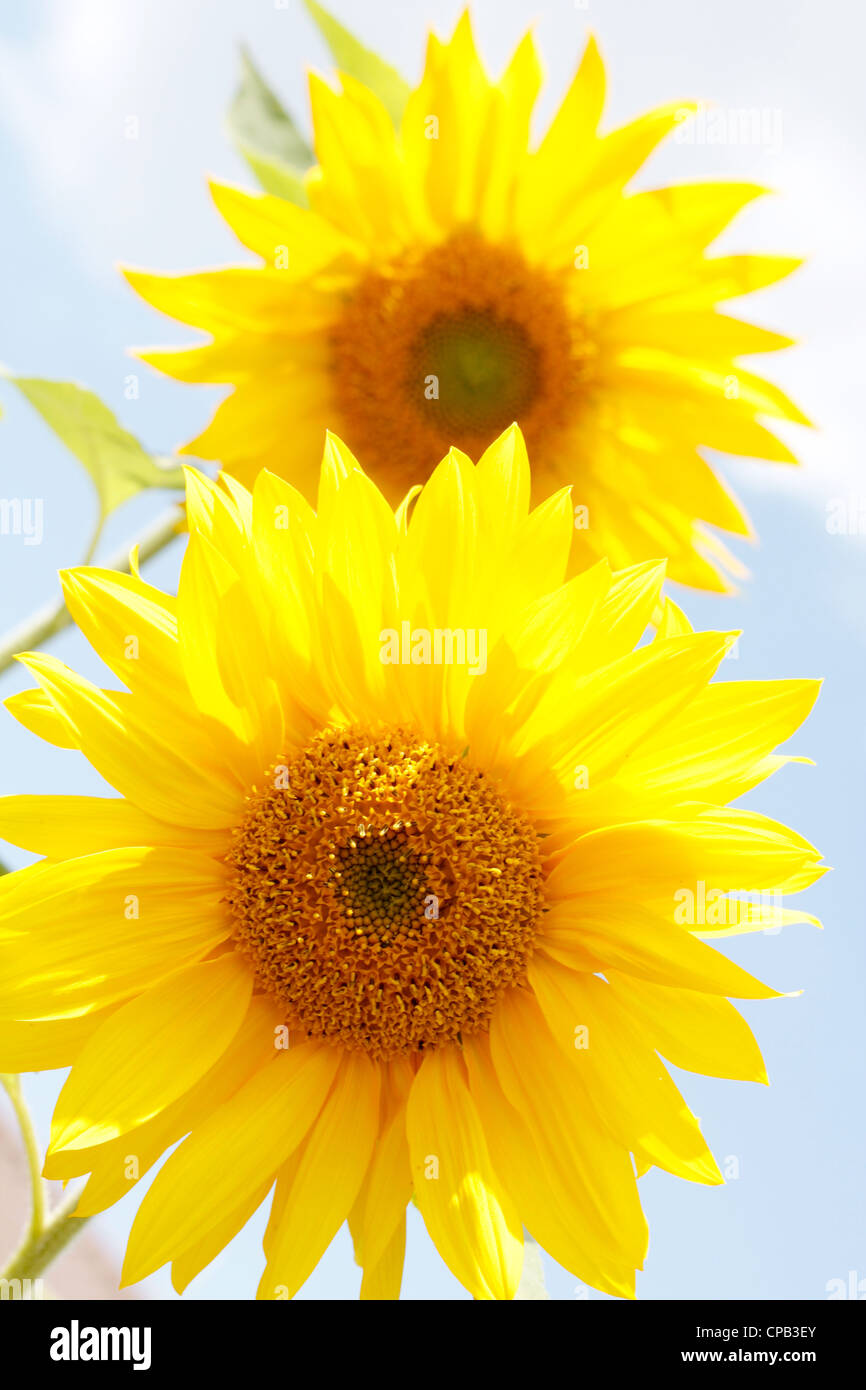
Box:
0 426 823 1299
125 12 809 592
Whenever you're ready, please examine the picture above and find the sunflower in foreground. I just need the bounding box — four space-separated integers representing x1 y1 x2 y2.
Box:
125 13 809 592
0 426 823 1299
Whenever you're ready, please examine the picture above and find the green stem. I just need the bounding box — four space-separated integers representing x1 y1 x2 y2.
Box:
0 1075 90 1283
0 504 182 677
0 1074 45 1239
81 517 105 566
0 1188 88 1284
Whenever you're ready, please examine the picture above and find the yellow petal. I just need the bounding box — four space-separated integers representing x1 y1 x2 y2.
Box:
349 1057 414 1279
606 972 768 1083
309 70 411 252
59 567 180 707
171 1179 274 1295
16 652 244 829
0 794 228 859
531 100 696 255
0 848 230 1021
315 437 400 717
490 988 648 1273
507 630 737 812
587 183 772 305
539 898 782 999
5 687 78 749
121 1041 339 1285
407 1045 523 1301
528 956 723 1184
478 31 542 239
464 1032 639 1298
209 179 357 271
0 1010 117 1073
258 1051 381 1299
53 995 282 1217
619 678 821 803
399 12 497 235
474 422 531 549
48 953 253 1154
359 1219 406 1301
464 562 611 771
588 559 669 661
655 595 694 638
176 528 284 778
546 812 825 907
123 265 317 333
180 373 334 477
523 35 605 200
519 488 575 596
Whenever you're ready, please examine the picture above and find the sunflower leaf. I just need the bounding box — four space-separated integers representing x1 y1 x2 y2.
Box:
228 46 313 206
242 149 309 205
302 0 410 127
3 375 186 531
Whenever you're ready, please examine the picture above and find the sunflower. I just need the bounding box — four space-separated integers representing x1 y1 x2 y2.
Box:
124 14 809 593
0 426 822 1299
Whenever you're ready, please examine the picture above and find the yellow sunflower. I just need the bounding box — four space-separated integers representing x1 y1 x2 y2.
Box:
0 426 822 1300
124 13 808 592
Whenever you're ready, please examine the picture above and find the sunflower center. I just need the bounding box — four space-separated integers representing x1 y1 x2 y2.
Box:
225 724 545 1059
330 229 595 499
414 309 538 436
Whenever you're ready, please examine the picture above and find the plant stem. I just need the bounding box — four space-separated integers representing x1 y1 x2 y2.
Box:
0 1075 90 1284
0 504 182 677
0 1188 88 1284
0 1074 45 1239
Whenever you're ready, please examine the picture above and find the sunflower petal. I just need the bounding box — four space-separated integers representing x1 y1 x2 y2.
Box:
258 1051 381 1299
0 848 230 1021
121 1041 339 1285
407 1046 523 1301
48 954 253 1154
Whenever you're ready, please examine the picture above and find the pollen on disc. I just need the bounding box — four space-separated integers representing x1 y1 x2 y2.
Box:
225 724 546 1059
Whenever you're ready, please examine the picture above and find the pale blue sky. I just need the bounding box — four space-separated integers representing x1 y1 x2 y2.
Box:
0 0 863 1300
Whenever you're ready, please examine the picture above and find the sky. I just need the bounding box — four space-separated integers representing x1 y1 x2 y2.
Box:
0 0 863 1301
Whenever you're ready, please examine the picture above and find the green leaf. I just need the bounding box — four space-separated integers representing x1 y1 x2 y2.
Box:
228 46 313 206
4 376 186 536
302 0 410 128
242 149 309 205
